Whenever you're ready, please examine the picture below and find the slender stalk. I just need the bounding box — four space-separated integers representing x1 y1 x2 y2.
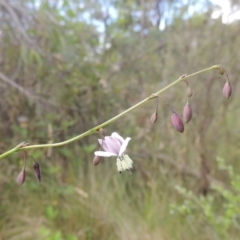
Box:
155 96 159 112
158 96 174 112
0 65 219 159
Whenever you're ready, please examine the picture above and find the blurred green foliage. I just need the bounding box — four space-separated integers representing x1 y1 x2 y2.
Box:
172 157 240 240
0 0 240 239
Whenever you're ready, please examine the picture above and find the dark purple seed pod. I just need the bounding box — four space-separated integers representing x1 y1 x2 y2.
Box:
187 87 193 98
150 112 158 124
16 168 26 185
223 81 232 99
93 155 101 166
171 112 184 133
183 103 193 123
33 161 41 183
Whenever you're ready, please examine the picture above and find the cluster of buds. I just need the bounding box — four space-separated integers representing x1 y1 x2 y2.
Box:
150 88 192 133
16 151 41 185
150 67 231 133
171 78 192 132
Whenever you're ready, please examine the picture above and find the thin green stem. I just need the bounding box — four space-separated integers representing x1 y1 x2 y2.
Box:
155 97 159 112
0 65 219 159
158 96 174 112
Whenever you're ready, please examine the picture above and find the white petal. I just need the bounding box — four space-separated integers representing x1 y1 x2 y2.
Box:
124 155 133 165
116 155 133 173
94 151 117 157
119 137 131 156
116 158 123 173
111 132 124 143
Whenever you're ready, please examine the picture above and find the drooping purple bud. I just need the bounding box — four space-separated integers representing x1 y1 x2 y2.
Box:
16 168 26 185
187 87 193 98
183 103 193 123
93 155 101 166
33 161 41 183
171 112 184 133
222 81 232 99
150 112 158 124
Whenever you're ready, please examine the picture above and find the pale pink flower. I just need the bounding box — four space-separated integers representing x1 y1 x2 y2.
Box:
94 132 133 173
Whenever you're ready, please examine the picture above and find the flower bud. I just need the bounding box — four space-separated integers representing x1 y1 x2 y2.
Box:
214 66 225 75
16 168 26 185
33 161 41 183
180 74 187 79
222 81 232 99
150 112 158 124
171 112 184 133
183 103 192 123
187 87 193 98
93 155 101 166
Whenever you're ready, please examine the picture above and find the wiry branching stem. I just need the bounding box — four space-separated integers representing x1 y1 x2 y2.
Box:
0 65 222 159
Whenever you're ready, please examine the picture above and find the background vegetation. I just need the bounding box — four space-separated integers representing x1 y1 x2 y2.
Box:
0 0 240 239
